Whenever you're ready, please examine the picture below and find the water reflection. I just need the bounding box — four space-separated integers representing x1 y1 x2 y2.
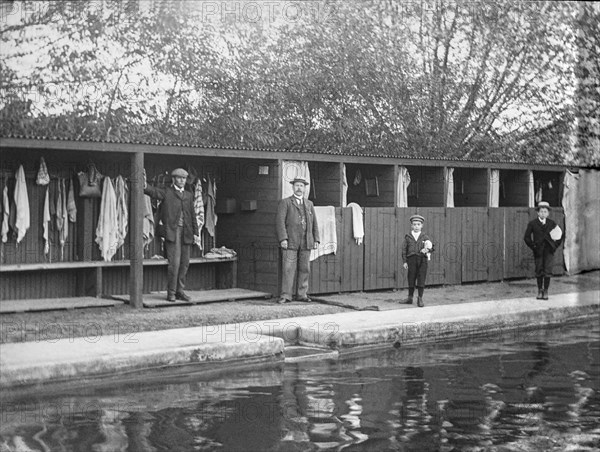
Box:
1 322 598 451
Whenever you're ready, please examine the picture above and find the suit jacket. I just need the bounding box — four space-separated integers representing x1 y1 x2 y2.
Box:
276 196 320 250
401 232 435 263
144 185 199 244
524 217 562 255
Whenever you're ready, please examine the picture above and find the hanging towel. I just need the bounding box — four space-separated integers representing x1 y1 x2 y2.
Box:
488 169 500 207
142 194 154 250
347 202 364 245
95 177 118 262
1 183 9 243
353 169 362 186
55 178 68 260
67 176 77 222
281 160 310 199
310 206 337 261
42 186 51 255
193 178 205 249
527 170 535 208
14 165 30 244
444 167 455 208
205 178 217 237
535 183 543 203
114 175 128 253
397 166 411 208
341 164 348 207
36 157 50 186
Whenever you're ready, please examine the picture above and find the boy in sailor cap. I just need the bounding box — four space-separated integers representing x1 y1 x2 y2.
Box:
524 201 563 300
401 214 434 307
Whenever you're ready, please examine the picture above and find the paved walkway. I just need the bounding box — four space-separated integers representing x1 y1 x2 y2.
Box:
1 290 598 388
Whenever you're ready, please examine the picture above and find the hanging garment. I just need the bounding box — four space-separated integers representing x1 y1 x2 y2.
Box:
535 183 543 203
341 164 348 208
205 178 217 238
310 206 337 262
14 165 30 244
1 183 9 243
43 186 51 255
114 175 128 253
55 178 68 260
347 202 364 245
397 166 411 208
142 194 154 250
36 157 50 186
444 167 455 208
527 170 535 208
95 177 118 262
67 176 77 222
488 170 500 208
353 169 362 186
193 178 205 249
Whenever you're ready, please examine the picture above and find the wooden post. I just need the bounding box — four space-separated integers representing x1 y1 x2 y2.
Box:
129 152 144 308
393 164 400 208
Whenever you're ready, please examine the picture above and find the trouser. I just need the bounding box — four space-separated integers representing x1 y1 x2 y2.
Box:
281 248 311 301
534 246 555 279
407 254 428 297
164 226 191 296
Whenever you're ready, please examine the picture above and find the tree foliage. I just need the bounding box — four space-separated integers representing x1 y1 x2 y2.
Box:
1 0 597 164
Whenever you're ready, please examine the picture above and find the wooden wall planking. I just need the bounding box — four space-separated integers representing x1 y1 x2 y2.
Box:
500 170 530 207
461 208 489 282
340 207 364 292
309 208 342 294
454 168 487 207
416 208 446 286
363 208 397 290
487 208 505 281
504 208 535 278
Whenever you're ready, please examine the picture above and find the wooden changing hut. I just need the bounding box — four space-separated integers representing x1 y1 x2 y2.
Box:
0 137 572 309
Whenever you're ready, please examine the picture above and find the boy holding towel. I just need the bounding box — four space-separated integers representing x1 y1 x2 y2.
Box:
401 214 434 307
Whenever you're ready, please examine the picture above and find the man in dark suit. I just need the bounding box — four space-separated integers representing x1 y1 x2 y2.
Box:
276 178 320 304
144 168 198 302
524 201 563 300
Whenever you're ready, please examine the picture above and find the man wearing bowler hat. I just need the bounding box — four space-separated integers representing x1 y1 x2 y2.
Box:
276 178 320 304
144 168 198 302
524 201 563 300
401 214 434 307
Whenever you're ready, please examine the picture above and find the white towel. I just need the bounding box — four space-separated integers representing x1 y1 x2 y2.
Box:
142 194 154 250
43 187 50 255
95 177 118 262
347 202 364 245
114 175 128 252
310 206 337 261
1 184 9 243
14 165 30 244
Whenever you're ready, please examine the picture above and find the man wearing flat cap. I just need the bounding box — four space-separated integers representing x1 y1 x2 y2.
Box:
275 178 320 304
524 201 563 300
144 168 198 302
401 214 434 307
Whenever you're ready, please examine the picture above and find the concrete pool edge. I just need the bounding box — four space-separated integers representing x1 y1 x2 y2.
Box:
0 290 598 389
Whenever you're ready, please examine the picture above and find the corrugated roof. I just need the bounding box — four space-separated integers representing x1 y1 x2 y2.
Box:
0 133 568 167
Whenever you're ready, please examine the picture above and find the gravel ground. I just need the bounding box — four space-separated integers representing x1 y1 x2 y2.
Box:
1 271 598 344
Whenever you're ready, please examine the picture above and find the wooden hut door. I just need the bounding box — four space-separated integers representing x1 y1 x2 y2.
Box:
364 208 397 290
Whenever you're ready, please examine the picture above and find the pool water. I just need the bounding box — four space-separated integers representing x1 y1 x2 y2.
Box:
1 320 599 451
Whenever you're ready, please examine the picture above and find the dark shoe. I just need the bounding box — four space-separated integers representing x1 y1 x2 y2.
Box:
536 290 543 300
541 290 548 300
417 296 424 307
175 292 192 302
278 297 290 304
166 294 176 302
404 296 414 305
297 296 312 302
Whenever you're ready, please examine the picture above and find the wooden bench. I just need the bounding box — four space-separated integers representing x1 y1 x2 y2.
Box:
0 257 237 299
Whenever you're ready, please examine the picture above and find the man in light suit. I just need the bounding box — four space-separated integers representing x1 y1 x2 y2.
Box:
144 168 198 302
523 201 563 300
276 178 320 304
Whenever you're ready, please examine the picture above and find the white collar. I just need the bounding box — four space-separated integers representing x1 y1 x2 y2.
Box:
538 217 546 224
173 184 184 193
411 231 421 239
293 195 303 203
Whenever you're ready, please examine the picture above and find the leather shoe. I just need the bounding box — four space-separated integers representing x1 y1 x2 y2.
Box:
417 296 424 307
278 297 290 304
536 290 543 300
541 290 548 300
404 296 413 304
166 294 176 302
175 292 192 302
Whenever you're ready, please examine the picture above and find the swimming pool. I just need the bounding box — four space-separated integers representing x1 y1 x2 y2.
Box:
2 320 598 451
